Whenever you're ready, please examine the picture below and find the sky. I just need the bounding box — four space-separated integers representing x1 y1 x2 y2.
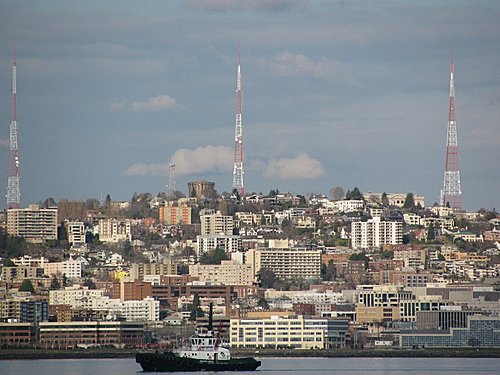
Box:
0 0 499 211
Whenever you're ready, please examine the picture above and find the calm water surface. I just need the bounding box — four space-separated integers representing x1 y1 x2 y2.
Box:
0 357 498 375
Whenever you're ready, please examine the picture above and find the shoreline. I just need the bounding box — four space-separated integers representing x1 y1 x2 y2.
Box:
0 348 498 360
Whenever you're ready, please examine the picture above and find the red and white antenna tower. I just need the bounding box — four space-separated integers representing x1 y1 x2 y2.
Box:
6 40 21 209
232 46 244 198
440 52 462 208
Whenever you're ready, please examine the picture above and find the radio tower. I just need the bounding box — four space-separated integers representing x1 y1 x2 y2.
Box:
6 41 20 209
440 53 462 209
232 46 244 198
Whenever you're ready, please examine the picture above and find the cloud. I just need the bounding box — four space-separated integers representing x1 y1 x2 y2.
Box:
124 145 233 177
123 163 168 176
256 52 354 84
263 153 325 179
132 95 181 111
186 0 303 12
108 95 182 112
171 145 233 176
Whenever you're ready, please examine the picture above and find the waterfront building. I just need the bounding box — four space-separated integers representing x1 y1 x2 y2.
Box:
230 315 349 349
38 321 144 349
399 315 500 348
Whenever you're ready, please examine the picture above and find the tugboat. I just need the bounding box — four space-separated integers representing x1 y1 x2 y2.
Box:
136 305 261 372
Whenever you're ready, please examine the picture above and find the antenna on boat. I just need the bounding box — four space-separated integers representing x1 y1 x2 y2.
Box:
208 303 213 331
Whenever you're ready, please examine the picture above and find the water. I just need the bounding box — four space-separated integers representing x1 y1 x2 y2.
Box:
0 357 498 375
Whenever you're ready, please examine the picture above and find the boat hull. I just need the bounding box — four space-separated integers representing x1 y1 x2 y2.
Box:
136 351 261 372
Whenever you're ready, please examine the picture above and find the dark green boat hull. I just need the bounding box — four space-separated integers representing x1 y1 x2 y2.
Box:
136 351 261 372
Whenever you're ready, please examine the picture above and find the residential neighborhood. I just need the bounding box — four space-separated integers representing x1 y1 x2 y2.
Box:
1 186 498 350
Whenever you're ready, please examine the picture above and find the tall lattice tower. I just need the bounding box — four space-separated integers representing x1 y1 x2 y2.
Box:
6 42 21 209
232 47 244 198
440 54 462 209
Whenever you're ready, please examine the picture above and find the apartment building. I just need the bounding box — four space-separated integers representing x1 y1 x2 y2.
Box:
66 221 86 245
189 260 254 286
159 203 192 225
246 247 321 280
351 218 402 250
200 211 233 235
129 260 177 280
98 219 132 243
7 204 58 243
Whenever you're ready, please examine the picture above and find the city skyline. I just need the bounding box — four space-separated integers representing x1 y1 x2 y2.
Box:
0 1 499 210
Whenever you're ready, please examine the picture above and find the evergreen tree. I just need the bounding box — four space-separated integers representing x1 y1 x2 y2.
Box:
50 275 61 290
403 193 415 209
189 293 204 321
381 192 389 207
19 279 35 293
427 223 436 241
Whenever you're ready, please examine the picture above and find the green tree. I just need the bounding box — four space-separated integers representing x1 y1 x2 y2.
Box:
50 275 61 290
257 268 277 288
256 298 270 310
189 293 204 321
199 247 228 265
381 192 389 207
58 222 68 241
403 193 415 209
345 187 363 200
19 279 35 293
427 223 436 241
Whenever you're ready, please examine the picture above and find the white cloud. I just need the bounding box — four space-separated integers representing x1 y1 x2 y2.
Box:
123 163 168 176
132 95 181 111
186 0 302 12
123 145 233 177
171 145 233 176
108 95 182 112
263 153 325 179
108 100 127 112
256 52 354 84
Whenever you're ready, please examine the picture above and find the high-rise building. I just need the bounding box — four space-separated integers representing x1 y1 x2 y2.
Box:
6 42 20 209
200 211 233 235
350 217 402 250
7 204 58 243
440 54 463 208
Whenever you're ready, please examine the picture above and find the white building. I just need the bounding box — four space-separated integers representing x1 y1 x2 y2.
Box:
246 247 321 280
351 218 402 250
44 257 84 279
196 235 242 256
200 211 233 235
98 219 132 243
189 260 254 285
66 221 86 245
334 200 365 213
230 315 349 349
49 285 106 307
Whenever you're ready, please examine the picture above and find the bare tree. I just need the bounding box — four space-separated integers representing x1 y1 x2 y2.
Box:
330 186 345 201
